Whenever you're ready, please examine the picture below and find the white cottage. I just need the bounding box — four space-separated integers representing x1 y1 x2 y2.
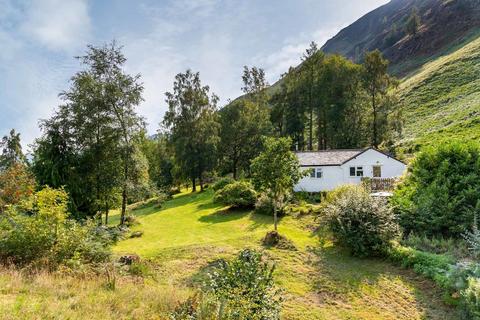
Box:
294 148 406 192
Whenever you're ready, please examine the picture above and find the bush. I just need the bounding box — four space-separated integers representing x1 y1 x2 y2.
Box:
213 181 257 208
207 249 282 320
323 185 400 257
212 177 235 191
254 193 276 216
392 141 480 238
462 277 480 319
0 187 111 268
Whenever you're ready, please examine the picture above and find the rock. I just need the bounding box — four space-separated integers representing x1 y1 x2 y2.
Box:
119 254 140 265
130 231 144 238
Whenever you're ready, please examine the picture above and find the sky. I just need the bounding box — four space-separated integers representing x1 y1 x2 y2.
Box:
0 0 389 149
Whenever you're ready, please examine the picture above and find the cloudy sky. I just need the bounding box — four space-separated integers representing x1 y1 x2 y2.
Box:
0 0 388 148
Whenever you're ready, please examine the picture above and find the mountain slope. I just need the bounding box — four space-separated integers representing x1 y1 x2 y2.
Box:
397 32 480 153
322 0 480 76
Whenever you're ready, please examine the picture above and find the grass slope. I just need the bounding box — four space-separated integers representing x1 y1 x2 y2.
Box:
112 190 455 319
398 33 480 154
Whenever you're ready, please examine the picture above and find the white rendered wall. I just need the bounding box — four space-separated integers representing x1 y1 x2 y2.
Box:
294 149 407 192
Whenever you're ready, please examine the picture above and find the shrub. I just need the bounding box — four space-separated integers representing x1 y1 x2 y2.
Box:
170 293 218 320
207 249 282 320
254 193 276 216
462 277 480 319
212 177 235 191
323 185 400 257
391 141 480 238
213 181 257 208
0 187 111 268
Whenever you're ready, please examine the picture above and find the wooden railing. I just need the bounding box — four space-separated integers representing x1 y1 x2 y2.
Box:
362 177 397 192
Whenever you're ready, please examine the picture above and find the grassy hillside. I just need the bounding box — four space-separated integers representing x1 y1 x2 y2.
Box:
397 33 480 154
110 190 455 319
0 190 459 319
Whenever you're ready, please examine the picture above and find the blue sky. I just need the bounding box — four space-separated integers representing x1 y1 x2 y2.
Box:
0 0 388 148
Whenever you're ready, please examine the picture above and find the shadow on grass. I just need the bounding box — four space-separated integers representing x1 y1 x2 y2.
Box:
198 208 250 224
309 245 458 318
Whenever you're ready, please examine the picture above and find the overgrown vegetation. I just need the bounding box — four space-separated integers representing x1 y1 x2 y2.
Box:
213 181 257 209
392 141 480 238
322 185 400 257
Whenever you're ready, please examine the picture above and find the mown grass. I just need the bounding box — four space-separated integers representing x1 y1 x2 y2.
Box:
112 189 456 319
397 33 480 155
0 190 457 319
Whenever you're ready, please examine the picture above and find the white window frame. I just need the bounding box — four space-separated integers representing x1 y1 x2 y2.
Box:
349 166 364 177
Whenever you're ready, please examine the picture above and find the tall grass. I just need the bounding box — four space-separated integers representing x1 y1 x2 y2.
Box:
0 266 187 320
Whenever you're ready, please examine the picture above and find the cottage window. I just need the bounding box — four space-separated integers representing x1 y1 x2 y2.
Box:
356 166 364 177
350 166 364 177
310 168 322 179
373 165 382 178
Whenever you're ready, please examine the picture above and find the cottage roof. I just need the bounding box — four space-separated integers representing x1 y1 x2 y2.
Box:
296 149 364 166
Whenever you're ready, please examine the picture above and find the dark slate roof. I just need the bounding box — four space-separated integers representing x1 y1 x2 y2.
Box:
296 149 365 166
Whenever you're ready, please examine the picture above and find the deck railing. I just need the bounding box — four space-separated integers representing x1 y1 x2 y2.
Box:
361 177 397 192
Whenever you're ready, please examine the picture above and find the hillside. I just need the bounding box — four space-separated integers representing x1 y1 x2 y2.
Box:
397 32 480 153
322 0 480 76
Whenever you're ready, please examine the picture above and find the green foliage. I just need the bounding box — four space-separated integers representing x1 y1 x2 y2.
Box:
392 141 480 238
32 42 145 220
405 7 421 36
251 137 304 230
207 249 282 320
402 233 470 260
254 193 276 216
463 215 480 259
163 69 220 192
0 187 111 268
462 277 480 319
213 181 256 208
212 177 235 192
361 50 400 148
323 185 400 257
0 129 26 171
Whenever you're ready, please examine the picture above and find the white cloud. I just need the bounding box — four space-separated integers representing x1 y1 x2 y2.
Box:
21 0 91 52
257 26 344 83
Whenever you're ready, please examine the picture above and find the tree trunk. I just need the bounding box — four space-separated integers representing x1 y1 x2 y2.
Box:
199 173 204 192
120 154 128 226
308 107 313 151
372 91 378 148
105 202 109 225
232 158 238 180
273 204 278 231
192 177 196 192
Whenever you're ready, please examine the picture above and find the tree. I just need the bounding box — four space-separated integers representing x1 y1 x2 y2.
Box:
163 70 220 192
406 7 421 36
241 66 269 106
251 137 304 231
32 42 145 224
0 129 26 171
0 163 35 210
300 42 322 150
361 50 398 148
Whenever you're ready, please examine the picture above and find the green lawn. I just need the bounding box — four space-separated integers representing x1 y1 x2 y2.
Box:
110 190 457 320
